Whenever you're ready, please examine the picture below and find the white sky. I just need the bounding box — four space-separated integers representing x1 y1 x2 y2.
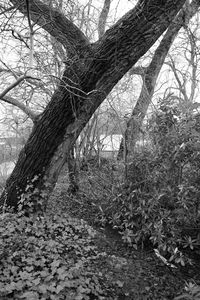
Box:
0 0 135 137
1 1 200 138
79 0 134 16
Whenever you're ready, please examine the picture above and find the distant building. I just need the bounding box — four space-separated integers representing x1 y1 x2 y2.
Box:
95 134 122 158
94 134 151 158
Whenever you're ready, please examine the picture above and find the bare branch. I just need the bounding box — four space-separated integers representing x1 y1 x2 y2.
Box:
168 56 190 102
129 66 147 77
9 0 91 57
0 74 40 122
141 0 200 93
11 29 30 48
0 0 188 210
0 4 15 15
92 0 186 86
1 95 38 122
98 0 111 38
0 67 52 96
0 74 41 99
25 0 34 68
119 0 200 158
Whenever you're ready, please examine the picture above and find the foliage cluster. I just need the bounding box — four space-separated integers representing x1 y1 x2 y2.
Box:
175 281 200 300
0 212 107 300
97 101 200 266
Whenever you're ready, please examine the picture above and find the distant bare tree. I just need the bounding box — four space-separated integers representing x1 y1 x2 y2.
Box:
118 0 200 162
0 0 187 212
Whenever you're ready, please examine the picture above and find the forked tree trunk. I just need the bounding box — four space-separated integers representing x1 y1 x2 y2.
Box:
119 0 199 161
0 0 186 212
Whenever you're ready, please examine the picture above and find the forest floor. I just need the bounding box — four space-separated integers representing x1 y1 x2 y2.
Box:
48 171 200 300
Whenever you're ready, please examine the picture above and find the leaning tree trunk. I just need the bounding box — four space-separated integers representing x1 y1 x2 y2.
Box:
64 0 112 194
119 0 199 161
0 0 186 212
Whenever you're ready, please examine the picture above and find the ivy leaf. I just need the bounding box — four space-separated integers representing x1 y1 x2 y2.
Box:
55 284 64 294
19 291 39 300
32 278 41 286
115 280 124 288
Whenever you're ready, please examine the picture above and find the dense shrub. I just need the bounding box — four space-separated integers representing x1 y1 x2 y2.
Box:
98 103 200 266
0 212 107 300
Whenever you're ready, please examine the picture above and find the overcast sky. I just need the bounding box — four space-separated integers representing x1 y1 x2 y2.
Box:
1 1 199 140
79 0 135 19
0 1 135 136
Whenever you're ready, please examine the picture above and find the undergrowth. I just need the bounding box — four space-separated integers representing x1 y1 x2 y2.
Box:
0 212 108 300
1 102 200 299
78 103 200 267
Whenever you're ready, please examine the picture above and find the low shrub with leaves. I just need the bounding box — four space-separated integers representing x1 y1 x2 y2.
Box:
0 212 107 300
175 281 200 300
102 186 200 265
98 101 200 266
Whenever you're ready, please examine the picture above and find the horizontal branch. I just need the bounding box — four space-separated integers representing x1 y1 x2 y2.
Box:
1 95 38 122
0 75 39 99
0 67 52 96
0 74 41 122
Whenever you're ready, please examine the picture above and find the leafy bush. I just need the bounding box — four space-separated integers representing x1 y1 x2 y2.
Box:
98 102 200 266
0 212 107 300
175 282 200 300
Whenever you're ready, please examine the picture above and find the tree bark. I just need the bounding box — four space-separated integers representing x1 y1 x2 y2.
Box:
98 0 111 38
119 0 199 160
0 0 186 212
65 0 112 195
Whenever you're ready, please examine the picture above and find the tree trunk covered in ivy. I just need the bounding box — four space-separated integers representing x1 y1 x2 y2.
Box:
0 0 186 212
